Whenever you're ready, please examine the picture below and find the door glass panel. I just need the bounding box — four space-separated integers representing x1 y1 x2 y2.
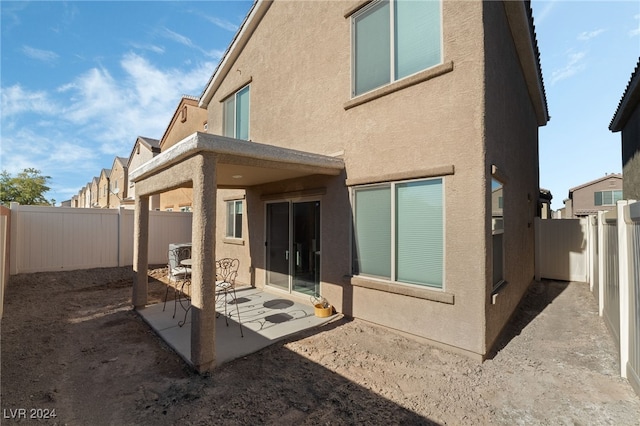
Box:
266 202 289 290
293 201 320 296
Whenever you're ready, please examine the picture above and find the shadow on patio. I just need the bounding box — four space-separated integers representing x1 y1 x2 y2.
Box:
137 286 340 367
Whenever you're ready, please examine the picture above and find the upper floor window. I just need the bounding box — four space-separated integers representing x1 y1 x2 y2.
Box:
352 0 442 97
223 85 250 140
594 190 622 206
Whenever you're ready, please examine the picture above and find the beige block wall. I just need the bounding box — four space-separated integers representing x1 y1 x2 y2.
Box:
482 1 540 353
204 0 528 357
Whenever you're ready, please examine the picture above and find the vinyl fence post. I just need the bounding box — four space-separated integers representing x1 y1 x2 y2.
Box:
597 210 606 317
618 200 631 378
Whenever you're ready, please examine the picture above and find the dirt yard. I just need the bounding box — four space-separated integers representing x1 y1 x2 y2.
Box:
2 267 639 425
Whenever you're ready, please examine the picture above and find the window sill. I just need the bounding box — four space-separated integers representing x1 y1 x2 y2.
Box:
351 275 454 304
223 237 244 246
344 61 454 111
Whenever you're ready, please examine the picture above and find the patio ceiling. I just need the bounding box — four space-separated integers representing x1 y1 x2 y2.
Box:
129 132 345 191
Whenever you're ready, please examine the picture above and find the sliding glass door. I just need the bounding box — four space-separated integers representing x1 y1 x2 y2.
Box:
266 200 320 296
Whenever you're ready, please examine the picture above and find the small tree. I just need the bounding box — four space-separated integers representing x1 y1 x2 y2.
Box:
1 168 54 206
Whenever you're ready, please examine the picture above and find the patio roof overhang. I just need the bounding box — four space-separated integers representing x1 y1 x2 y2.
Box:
129 132 345 194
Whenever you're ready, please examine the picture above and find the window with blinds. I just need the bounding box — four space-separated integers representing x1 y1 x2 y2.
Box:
353 177 443 288
352 0 442 96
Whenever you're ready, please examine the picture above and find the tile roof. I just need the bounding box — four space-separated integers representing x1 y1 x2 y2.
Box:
609 57 640 132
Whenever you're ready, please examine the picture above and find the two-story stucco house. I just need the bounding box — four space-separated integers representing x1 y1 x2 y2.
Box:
97 168 111 208
127 136 161 210
562 173 623 218
610 58 640 201
158 96 208 212
89 177 100 208
130 0 549 372
108 157 129 209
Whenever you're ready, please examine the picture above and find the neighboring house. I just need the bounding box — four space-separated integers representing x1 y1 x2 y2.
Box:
90 177 99 208
109 156 129 209
127 136 161 210
158 95 208 212
97 168 111 208
70 195 78 208
610 58 640 200
60 199 72 207
563 173 623 218
539 188 552 218
130 0 549 371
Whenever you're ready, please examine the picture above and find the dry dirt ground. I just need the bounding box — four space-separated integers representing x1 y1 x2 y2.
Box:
2 267 640 425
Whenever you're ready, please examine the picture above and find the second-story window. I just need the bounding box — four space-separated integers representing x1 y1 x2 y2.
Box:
223 85 250 140
352 0 442 97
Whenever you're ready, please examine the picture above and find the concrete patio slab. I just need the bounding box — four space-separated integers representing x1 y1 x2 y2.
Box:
137 286 338 367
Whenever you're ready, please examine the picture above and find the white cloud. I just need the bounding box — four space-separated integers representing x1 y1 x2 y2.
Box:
577 29 605 41
22 45 59 62
631 15 640 37
532 0 557 26
204 15 239 32
162 27 193 48
130 42 165 55
1 84 58 117
551 51 586 85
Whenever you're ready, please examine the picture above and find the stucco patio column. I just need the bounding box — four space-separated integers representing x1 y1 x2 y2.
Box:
132 195 149 309
190 152 217 371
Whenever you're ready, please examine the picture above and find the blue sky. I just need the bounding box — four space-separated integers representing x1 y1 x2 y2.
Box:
1 1 639 208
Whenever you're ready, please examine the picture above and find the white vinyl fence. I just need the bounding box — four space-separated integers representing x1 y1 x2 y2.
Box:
535 217 589 282
594 200 640 397
9 203 192 275
536 202 640 398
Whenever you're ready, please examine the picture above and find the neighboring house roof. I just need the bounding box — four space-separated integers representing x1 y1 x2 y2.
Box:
99 168 111 179
200 0 549 126
92 176 99 186
139 136 161 152
609 57 640 132
159 95 201 150
112 156 128 169
127 136 161 169
567 173 623 197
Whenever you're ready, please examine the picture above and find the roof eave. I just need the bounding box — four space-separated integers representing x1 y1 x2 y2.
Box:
199 0 272 108
609 59 640 132
503 0 549 126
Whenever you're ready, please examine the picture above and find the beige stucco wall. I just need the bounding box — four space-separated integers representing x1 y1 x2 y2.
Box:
482 0 540 353
108 160 127 208
98 172 110 208
203 0 499 357
160 99 208 211
129 143 160 210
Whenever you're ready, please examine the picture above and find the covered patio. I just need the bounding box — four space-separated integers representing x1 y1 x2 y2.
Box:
138 286 339 367
129 132 344 372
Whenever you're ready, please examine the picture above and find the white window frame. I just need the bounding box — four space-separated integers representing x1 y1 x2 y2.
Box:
223 84 250 140
594 190 623 206
226 199 243 239
351 176 445 289
351 0 443 97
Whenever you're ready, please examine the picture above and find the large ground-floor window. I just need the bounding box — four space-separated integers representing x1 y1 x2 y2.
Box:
352 177 443 288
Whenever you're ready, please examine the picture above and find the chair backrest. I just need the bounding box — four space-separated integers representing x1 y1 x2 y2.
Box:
169 246 191 270
216 258 239 285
